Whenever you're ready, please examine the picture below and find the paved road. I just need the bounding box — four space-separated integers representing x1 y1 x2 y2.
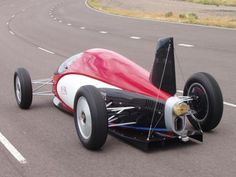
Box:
0 0 236 177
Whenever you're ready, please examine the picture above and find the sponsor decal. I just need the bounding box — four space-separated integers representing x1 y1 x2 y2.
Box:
61 86 67 95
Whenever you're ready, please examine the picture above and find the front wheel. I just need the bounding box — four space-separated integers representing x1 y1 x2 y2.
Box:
184 72 223 132
74 85 108 150
14 68 32 109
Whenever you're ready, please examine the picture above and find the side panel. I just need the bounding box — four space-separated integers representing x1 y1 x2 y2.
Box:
56 74 120 109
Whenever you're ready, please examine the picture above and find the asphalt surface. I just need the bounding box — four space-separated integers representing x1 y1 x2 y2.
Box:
0 0 236 177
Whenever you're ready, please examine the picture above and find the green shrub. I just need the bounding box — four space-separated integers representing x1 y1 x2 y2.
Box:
165 11 173 17
179 14 187 18
187 13 198 19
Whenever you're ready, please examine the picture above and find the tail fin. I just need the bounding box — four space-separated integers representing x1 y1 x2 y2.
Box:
149 37 176 96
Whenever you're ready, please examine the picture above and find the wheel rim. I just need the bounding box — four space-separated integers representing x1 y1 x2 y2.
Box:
15 76 22 103
187 83 209 122
76 96 92 140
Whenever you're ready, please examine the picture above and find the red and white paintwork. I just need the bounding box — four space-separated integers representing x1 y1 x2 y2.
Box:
52 49 171 112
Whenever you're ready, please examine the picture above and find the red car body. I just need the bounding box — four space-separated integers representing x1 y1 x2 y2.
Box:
53 48 170 113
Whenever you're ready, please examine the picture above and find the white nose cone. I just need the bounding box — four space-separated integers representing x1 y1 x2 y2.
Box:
164 96 187 135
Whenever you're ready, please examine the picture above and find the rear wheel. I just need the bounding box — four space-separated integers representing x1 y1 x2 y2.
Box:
74 85 108 150
14 68 32 109
184 72 223 132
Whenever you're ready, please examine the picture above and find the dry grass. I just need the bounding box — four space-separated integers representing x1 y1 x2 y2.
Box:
184 0 236 6
88 0 236 28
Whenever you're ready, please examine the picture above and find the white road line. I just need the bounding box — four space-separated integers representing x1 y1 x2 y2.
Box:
224 102 236 108
38 47 55 55
9 31 15 35
130 36 141 40
177 90 183 93
178 43 194 48
177 90 236 108
11 14 15 18
67 23 72 26
80 27 86 30
0 132 27 164
53 18 57 20
58 20 62 23
99 31 108 34
6 22 9 25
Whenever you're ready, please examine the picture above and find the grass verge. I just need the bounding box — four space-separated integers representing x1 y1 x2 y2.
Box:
183 0 236 6
87 0 236 28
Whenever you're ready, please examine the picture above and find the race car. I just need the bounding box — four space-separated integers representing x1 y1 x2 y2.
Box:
14 37 223 150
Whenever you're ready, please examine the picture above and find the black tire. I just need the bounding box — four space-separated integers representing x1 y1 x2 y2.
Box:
74 85 108 150
14 68 33 109
183 72 223 132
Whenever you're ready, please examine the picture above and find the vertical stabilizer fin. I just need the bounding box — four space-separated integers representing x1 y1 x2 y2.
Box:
149 37 176 96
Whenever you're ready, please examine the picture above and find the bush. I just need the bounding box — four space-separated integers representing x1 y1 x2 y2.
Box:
165 11 173 17
179 14 187 18
188 13 198 19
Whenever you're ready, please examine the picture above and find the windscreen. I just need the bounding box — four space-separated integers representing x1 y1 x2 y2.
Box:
57 53 83 73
